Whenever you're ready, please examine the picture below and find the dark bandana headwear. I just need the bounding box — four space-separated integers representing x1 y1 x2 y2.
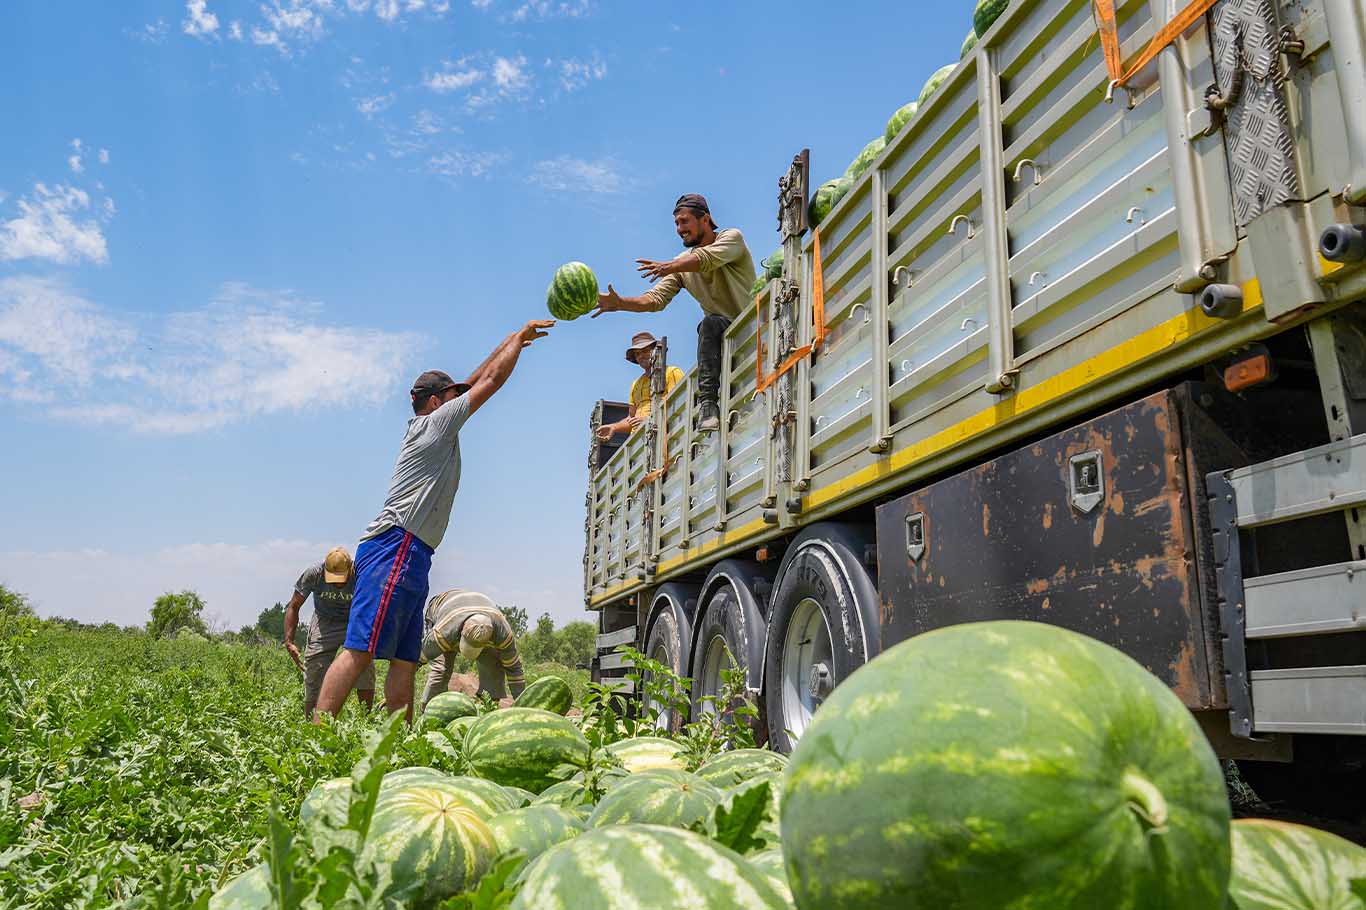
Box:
673 193 710 216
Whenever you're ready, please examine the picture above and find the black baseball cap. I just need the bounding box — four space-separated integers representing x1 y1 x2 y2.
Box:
410 370 470 401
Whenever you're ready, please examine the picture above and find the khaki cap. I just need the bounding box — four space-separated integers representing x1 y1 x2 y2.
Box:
459 613 495 660
625 331 659 364
323 547 353 584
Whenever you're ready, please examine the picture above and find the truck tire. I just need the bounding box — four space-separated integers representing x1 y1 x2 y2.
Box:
642 583 698 733
690 560 772 728
763 524 880 754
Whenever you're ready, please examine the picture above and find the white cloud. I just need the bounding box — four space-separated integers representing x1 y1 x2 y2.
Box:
132 19 169 43
375 0 400 20
491 55 529 91
413 109 444 134
0 183 110 265
508 0 591 21
0 277 422 433
228 20 243 39
98 148 110 165
426 149 504 178
356 92 395 115
425 67 483 93
183 0 220 37
263 1 324 41
68 155 84 174
527 156 630 194
251 26 286 52
558 54 606 91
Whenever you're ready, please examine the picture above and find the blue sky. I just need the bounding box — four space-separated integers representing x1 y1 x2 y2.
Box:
0 0 965 632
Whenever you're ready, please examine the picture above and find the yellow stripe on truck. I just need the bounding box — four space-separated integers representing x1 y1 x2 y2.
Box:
592 288 1262 606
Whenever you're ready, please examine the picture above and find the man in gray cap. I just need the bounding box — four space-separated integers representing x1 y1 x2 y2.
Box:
594 331 685 441
593 194 756 431
313 318 554 722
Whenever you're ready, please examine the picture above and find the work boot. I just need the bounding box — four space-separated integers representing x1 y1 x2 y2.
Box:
698 399 720 431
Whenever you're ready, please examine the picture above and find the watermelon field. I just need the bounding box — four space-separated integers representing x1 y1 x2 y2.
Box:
5 602 1366 909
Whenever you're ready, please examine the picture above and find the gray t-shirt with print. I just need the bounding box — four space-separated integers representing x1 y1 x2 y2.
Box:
294 564 356 622
361 394 473 551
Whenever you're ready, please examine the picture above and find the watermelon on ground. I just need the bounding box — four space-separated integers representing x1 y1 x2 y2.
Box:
1229 818 1366 910
380 766 449 791
503 785 537 808
361 783 500 905
844 137 886 181
510 824 787 910
422 691 480 730
533 778 594 810
447 714 479 739
546 261 598 320
961 28 979 58
781 621 1232 910
696 749 788 788
515 676 574 715
299 776 355 853
487 805 584 862
884 101 918 143
604 736 687 774
208 865 271 910
588 768 722 830
464 707 590 793
747 849 795 908
975 0 1009 37
918 63 956 106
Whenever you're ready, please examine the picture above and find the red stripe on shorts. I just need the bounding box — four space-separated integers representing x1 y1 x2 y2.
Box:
369 531 414 653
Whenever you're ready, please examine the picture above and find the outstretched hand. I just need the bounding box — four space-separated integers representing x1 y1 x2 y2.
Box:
591 283 622 319
636 257 675 283
519 319 554 345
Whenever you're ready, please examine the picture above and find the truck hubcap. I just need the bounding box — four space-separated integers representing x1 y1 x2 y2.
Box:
781 597 834 745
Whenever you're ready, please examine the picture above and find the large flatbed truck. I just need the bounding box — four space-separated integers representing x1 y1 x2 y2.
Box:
583 0 1366 819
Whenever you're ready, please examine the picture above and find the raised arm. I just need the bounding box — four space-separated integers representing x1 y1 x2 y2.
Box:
464 319 554 416
282 591 306 672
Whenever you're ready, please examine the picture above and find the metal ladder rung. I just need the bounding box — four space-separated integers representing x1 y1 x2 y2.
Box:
1245 560 1366 638
1227 433 1366 528
1250 666 1366 735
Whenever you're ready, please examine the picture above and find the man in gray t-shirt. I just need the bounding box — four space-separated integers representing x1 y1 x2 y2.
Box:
313 318 555 722
283 546 374 717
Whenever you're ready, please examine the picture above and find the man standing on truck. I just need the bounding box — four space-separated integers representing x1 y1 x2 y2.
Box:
312 318 554 722
594 331 685 441
282 546 374 717
593 194 755 431
417 588 526 709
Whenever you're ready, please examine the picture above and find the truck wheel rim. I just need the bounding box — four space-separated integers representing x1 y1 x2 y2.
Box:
781 597 834 744
646 642 673 730
698 633 731 716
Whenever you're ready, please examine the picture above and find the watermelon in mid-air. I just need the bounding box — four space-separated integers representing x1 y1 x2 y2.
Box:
844 136 887 181
1228 818 1366 910
546 261 598 320
781 621 1232 910
918 63 957 106
975 0 1010 37
884 101 918 143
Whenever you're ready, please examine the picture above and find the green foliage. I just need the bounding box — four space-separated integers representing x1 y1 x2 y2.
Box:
147 589 208 639
0 582 35 619
707 779 773 854
255 602 286 641
517 614 595 668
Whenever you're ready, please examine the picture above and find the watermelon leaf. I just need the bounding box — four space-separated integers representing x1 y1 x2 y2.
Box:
265 802 308 910
1351 878 1365 902
346 712 406 842
708 779 772 854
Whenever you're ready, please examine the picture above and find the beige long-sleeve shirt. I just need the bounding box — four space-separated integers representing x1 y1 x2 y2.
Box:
640 228 757 321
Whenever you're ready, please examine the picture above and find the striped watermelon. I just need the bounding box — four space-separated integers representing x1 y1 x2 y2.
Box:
447 714 479 739
604 736 687 774
422 691 480 729
382 774 521 819
750 275 768 297
533 778 594 810
809 176 852 226
884 101 918 143
464 707 590 793
588 768 722 829
762 248 784 280
503 785 537 808
487 805 584 861
299 776 351 827
515 676 574 715
974 0 1009 37
781 621 1231 910
546 261 598 321
918 63 956 106
696 749 788 788
208 865 271 910
1229 819 1366 910
361 784 500 904
510 824 788 909
747 849 795 908
844 137 886 181
380 766 449 791
961 28 979 58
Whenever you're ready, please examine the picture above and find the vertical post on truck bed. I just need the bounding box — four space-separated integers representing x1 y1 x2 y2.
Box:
868 166 892 453
767 150 810 524
1323 0 1366 205
973 41 1017 393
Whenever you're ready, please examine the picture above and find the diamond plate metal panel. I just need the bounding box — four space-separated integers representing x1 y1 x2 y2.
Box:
1210 0 1300 227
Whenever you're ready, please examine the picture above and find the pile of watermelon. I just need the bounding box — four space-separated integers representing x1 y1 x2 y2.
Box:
210 620 1365 909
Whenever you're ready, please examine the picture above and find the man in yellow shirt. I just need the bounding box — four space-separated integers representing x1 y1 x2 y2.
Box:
593 194 755 431
595 331 685 440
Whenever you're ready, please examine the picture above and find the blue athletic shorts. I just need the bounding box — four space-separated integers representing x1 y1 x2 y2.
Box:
344 526 433 662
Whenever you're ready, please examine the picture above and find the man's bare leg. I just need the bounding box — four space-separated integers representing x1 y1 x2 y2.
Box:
314 648 373 721
385 658 418 722
355 689 376 710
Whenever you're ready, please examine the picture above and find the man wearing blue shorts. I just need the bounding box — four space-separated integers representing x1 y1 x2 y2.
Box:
313 318 554 720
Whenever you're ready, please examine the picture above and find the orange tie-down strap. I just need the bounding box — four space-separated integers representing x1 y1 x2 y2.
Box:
635 453 677 492
1093 0 1220 91
756 227 828 396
